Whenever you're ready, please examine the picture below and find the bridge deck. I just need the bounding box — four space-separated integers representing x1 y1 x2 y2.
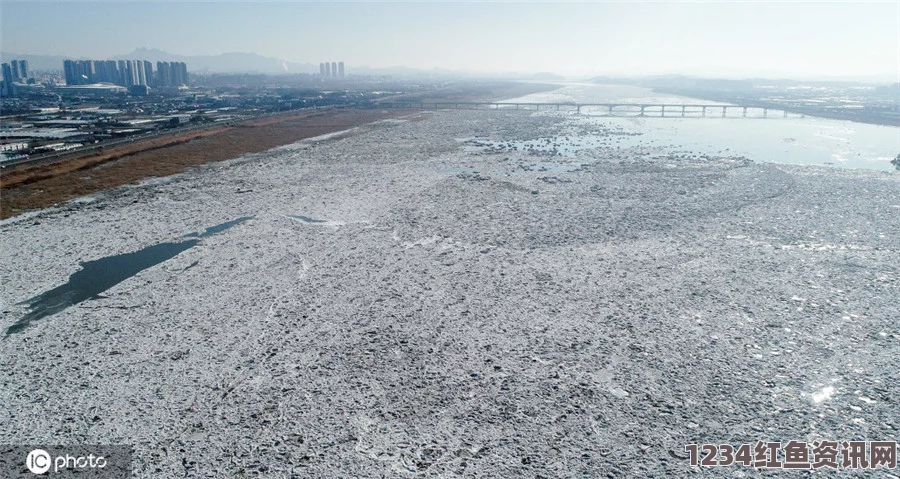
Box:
368 102 794 118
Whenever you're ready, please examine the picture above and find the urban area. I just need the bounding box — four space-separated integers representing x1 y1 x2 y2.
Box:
0 57 419 166
3 55 898 168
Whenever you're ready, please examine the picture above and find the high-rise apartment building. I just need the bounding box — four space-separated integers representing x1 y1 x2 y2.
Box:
124 61 136 86
154 61 188 87
105 60 119 82
156 62 169 87
93 60 119 83
138 61 148 86
63 60 76 85
2 63 14 84
60 59 184 87
9 60 29 81
117 60 128 85
320 61 346 79
177 62 188 85
9 61 20 81
143 61 154 86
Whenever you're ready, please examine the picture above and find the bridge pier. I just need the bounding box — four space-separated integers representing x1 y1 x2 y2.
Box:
368 102 798 121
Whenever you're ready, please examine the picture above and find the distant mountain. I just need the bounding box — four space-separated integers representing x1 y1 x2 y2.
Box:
349 65 567 81
0 48 319 74
528 72 566 81
2 48 570 79
0 52 79 71
588 74 882 89
111 48 318 74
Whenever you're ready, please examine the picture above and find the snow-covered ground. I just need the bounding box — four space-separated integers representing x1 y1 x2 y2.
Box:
1 109 898 477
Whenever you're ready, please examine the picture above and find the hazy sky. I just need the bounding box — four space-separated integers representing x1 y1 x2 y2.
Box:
2 1 899 80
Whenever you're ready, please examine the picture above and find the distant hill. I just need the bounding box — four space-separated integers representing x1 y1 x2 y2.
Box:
589 74 882 89
2 48 570 79
0 48 319 74
0 52 77 71
528 72 566 81
112 48 318 74
349 66 566 81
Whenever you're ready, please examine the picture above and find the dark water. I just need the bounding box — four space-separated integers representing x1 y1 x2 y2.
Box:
289 215 327 224
6 217 252 335
183 216 254 238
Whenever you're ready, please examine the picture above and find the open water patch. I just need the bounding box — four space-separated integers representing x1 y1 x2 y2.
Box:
183 216 254 238
288 215 328 224
6 216 253 335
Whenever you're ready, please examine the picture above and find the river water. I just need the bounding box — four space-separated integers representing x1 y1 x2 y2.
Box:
505 83 900 172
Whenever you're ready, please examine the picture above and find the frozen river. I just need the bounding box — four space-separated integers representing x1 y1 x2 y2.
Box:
506 83 900 171
1 99 898 477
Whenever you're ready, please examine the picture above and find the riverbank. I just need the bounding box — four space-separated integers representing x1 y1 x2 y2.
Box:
652 87 900 127
0 81 557 220
1 108 898 477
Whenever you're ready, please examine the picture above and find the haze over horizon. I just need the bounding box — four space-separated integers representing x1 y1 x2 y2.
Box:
2 1 899 81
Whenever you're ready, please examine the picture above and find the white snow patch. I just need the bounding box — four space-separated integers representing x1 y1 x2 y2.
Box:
68 195 99 205
129 176 179 188
286 216 347 227
0 210 44 226
608 387 630 399
781 243 871 251
304 128 358 143
402 235 442 248
812 386 835 403
375 118 409 125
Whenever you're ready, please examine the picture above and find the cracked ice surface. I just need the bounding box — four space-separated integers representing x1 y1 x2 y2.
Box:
1 110 899 477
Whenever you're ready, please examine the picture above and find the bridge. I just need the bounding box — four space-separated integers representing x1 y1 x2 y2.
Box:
370 102 797 118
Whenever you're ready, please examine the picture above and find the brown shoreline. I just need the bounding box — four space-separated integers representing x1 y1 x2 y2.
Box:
0 81 558 219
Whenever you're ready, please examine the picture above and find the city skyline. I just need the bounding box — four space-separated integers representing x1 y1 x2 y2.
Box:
61 59 188 87
2 2 898 81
